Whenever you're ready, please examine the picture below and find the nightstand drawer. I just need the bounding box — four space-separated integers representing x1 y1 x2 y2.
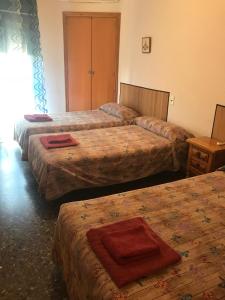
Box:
188 166 203 177
191 146 209 163
190 158 207 173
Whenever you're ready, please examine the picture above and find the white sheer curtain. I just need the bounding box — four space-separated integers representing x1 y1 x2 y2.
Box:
0 52 35 141
0 0 47 142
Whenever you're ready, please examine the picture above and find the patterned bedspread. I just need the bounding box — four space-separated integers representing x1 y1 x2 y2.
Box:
14 110 129 160
53 171 225 300
28 125 184 201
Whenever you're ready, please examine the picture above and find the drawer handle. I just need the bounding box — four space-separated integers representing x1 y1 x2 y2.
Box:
191 161 205 172
200 153 208 161
193 150 201 159
193 150 208 162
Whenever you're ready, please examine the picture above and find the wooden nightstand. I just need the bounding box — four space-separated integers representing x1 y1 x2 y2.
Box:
186 137 225 177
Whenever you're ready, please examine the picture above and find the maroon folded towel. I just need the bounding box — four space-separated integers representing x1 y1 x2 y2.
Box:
86 217 181 288
46 134 72 144
40 134 79 149
102 225 160 265
24 114 53 122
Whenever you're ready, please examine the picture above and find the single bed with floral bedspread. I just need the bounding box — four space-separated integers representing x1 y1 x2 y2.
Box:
28 118 192 201
53 170 225 300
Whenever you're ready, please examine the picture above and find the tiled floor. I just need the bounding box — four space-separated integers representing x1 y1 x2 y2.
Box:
0 141 184 300
0 141 68 300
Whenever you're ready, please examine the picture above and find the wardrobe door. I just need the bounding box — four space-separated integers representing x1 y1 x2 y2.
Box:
64 16 92 111
91 17 119 109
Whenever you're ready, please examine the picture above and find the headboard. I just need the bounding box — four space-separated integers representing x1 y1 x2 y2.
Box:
211 104 225 141
119 83 170 121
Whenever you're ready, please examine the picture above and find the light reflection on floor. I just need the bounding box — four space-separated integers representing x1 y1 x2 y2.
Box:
0 141 68 300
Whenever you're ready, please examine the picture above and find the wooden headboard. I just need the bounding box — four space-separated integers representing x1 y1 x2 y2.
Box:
119 83 170 121
211 104 225 141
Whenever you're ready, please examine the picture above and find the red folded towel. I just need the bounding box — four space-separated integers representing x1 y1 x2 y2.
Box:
24 114 53 122
40 134 79 149
102 225 160 265
46 134 72 144
87 217 181 288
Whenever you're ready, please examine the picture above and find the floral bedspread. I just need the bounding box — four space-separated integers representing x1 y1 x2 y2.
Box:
14 110 129 160
53 171 225 300
28 125 184 201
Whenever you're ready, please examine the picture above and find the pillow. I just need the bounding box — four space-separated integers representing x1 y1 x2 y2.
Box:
100 103 140 120
135 116 194 142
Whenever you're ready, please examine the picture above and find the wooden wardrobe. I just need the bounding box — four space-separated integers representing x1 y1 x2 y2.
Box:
63 12 121 111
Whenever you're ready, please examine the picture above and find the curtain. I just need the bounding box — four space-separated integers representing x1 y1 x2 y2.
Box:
0 0 47 114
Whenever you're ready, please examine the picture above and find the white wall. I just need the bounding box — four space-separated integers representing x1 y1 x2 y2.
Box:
119 0 225 136
37 0 121 113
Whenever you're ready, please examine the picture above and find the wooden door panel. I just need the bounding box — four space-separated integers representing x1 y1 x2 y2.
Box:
64 16 92 111
91 17 119 109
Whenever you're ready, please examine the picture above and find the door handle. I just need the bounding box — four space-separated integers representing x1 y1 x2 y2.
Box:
88 70 95 75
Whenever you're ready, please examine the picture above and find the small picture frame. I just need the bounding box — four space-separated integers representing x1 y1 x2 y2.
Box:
142 37 151 53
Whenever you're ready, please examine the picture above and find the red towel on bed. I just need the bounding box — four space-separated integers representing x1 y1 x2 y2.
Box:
102 225 160 265
40 134 79 149
24 114 53 122
86 217 181 288
46 134 72 144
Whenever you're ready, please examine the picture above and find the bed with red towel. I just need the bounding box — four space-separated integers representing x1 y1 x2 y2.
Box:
53 170 225 300
28 123 191 201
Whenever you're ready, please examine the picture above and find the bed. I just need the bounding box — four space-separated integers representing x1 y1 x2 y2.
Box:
28 116 193 201
14 103 139 160
53 170 225 300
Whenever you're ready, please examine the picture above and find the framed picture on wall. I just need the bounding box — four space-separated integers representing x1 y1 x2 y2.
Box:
142 37 151 53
